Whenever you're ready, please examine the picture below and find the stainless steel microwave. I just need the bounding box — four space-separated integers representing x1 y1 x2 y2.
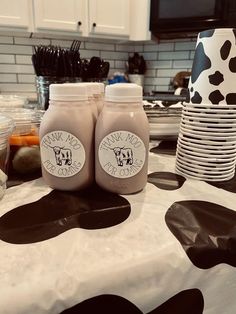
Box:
150 0 236 39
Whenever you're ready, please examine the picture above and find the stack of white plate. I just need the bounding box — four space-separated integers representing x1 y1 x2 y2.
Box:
143 102 182 140
176 103 236 181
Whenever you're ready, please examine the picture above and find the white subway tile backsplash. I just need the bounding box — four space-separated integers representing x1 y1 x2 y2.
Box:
134 45 143 52
101 51 128 60
159 51 189 60
80 49 100 59
16 55 32 64
157 68 187 77
146 60 172 69
50 39 73 48
173 60 193 68
14 37 50 46
0 44 32 55
18 74 35 83
153 85 169 91
0 31 28 38
0 64 34 74
0 83 36 92
0 34 196 96
190 51 195 59
116 44 134 52
0 74 17 83
86 42 114 51
0 36 13 44
175 41 196 51
143 85 155 93
145 69 156 77
145 77 170 85
0 54 15 63
106 60 115 68
161 38 190 43
159 42 175 50
144 42 174 52
115 60 126 69
142 52 158 60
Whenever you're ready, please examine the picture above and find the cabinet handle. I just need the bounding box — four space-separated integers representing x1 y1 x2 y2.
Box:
78 21 82 26
93 23 96 27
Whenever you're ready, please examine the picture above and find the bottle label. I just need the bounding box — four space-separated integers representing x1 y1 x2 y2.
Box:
98 131 146 178
40 131 85 178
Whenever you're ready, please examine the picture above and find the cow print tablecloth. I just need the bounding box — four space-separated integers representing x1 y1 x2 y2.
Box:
0 141 236 314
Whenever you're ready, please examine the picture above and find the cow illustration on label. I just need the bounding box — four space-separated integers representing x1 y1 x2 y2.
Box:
98 131 146 179
113 147 133 167
52 146 72 166
40 131 86 178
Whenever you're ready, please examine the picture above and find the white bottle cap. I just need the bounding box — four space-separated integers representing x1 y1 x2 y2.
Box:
49 83 88 101
84 82 105 96
105 83 142 102
97 83 105 94
84 83 94 97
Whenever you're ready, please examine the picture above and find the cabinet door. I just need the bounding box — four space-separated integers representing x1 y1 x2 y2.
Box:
0 0 30 28
130 0 151 41
34 0 86 33
89 0 129 36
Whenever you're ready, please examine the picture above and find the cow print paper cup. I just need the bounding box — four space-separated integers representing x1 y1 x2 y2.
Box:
189 28 236 105
176 28 236 181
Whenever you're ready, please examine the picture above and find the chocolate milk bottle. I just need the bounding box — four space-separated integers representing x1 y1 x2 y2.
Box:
86 83 98 121
39 84 94 191
95 83 149 194
92 82 105 115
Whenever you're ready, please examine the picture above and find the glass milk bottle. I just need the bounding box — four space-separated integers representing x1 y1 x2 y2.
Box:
95 83 149 194
39 84 94 191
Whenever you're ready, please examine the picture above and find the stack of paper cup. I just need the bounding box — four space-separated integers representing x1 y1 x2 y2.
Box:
176 28 236 181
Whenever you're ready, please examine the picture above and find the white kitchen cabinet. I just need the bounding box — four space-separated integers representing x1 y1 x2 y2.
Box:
0 0 33 31
33 0 87 34
88 0 129 37
0 0 150 41
130 0 151 41
34 0 129 38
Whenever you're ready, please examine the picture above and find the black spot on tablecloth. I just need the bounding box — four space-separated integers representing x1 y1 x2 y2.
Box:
226 93 236 105
229 56 236 72
147 289 204 314
60 295 141 314
207 168 236 193
191 43 211 84
209 90 224 104
199 29 215 38
165 200 236 269
150 141 177 156
220 40 231 60
190 87 194 92
6 170 42 188
191 91 202 104
148 172 185 190
61 289 204 314
208 71 224 86
0 185 131 244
